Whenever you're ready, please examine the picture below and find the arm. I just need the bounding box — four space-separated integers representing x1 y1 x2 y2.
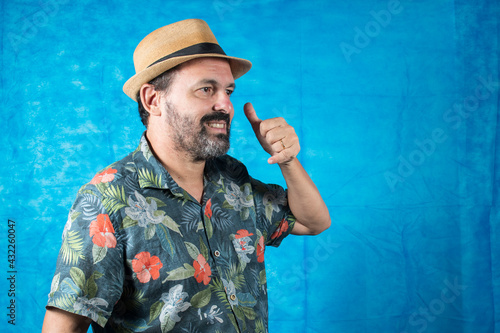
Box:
244 103 331 235
42 307 92 333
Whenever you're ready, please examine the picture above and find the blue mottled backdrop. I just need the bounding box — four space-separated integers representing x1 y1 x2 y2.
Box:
1 0 499 332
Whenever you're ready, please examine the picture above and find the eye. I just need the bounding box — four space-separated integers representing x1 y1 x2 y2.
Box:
202 87 212 93
226 89 234 96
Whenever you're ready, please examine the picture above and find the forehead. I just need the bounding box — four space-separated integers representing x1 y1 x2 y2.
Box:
175 58 234 84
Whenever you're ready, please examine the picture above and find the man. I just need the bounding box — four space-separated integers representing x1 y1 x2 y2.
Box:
42 19 330 332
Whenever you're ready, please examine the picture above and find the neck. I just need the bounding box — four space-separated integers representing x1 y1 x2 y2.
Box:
145 130 206 203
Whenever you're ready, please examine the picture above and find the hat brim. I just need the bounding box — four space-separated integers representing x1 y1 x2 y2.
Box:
123 54 252 101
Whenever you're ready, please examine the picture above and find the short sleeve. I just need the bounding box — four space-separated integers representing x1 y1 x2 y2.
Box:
46 184 124 327
251 177 296 247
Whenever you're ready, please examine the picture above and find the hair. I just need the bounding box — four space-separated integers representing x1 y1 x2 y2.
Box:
137 66 179 127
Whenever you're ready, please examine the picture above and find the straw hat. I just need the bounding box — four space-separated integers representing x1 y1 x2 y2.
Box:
123 19 252 101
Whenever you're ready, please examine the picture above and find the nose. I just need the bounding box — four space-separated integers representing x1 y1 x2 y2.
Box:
213 91 233 114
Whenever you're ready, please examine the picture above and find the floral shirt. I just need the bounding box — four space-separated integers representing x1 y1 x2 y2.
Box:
47 134 295 333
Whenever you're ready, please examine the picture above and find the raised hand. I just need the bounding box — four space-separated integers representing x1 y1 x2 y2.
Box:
243 102 300 165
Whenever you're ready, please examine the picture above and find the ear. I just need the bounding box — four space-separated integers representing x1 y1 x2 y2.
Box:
139 84 162 117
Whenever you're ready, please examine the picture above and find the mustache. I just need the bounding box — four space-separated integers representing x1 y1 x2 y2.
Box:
200 113 230 125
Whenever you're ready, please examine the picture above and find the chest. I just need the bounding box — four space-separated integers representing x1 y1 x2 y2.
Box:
118 182 265 290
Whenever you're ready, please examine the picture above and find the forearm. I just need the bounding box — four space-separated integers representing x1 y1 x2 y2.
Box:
242 103 330 234
279 158 331 235
42 307 91 333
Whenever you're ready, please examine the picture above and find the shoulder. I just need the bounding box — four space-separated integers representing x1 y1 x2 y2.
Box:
71 151 138 221
85 151 137 190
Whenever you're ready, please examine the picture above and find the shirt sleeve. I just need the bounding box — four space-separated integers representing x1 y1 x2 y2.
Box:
46 184 124 327
250 177 296 247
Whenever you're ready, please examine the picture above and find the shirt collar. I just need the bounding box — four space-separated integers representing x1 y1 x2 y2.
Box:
131 133 223 199
132 133 178 192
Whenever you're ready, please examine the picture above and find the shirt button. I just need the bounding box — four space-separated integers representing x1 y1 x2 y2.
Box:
214 250 221 257
230 294 236 301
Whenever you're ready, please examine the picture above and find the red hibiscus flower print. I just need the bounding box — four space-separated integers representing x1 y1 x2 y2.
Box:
193 253 212 285
234 229 254 251
90 168 117 185
205 199 213 219
89 214 117 248
235 229 254 239
256 236 265 263
270 219 289 239
132 251 163 283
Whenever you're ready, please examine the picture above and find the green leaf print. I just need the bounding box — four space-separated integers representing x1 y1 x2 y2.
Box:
156 224 176 257
241 306 256 320
255 318 266 333
69 267 86 292
259 269 266 285
240 207 250 221
161 315 176 333
102 184 128 215
190 287 212 308
147 196 167 208
87 274 98 299
61 230 85 265
184 242 200 261
70 210 82 222
199 237 209 263
122 286 147 312
227 264 245 290
222 201 233 209
138 168 162 188
162 215 182 236
265 204 274 222
144 224 156 240
204 215 213 239
53 293 78 310
92 244 108 264
122 215 138 229
96 314 107 328
95 182 108 195
212 278 231 310
148 300 163 325
49 273 61 297
164 263 195 282
233 307 247 329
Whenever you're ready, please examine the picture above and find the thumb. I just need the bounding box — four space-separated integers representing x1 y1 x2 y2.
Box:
243 102 261 133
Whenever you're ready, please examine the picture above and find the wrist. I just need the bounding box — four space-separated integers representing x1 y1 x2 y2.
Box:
278 157 299 170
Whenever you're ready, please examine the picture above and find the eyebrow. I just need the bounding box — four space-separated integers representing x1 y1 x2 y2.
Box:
199 79 236 90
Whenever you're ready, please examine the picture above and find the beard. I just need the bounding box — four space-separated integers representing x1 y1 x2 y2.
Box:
164 102 231 161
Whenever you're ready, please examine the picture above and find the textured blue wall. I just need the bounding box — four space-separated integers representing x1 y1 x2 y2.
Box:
1 0 499 332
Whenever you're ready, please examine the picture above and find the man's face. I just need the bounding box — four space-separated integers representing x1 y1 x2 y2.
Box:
159 58 236 161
